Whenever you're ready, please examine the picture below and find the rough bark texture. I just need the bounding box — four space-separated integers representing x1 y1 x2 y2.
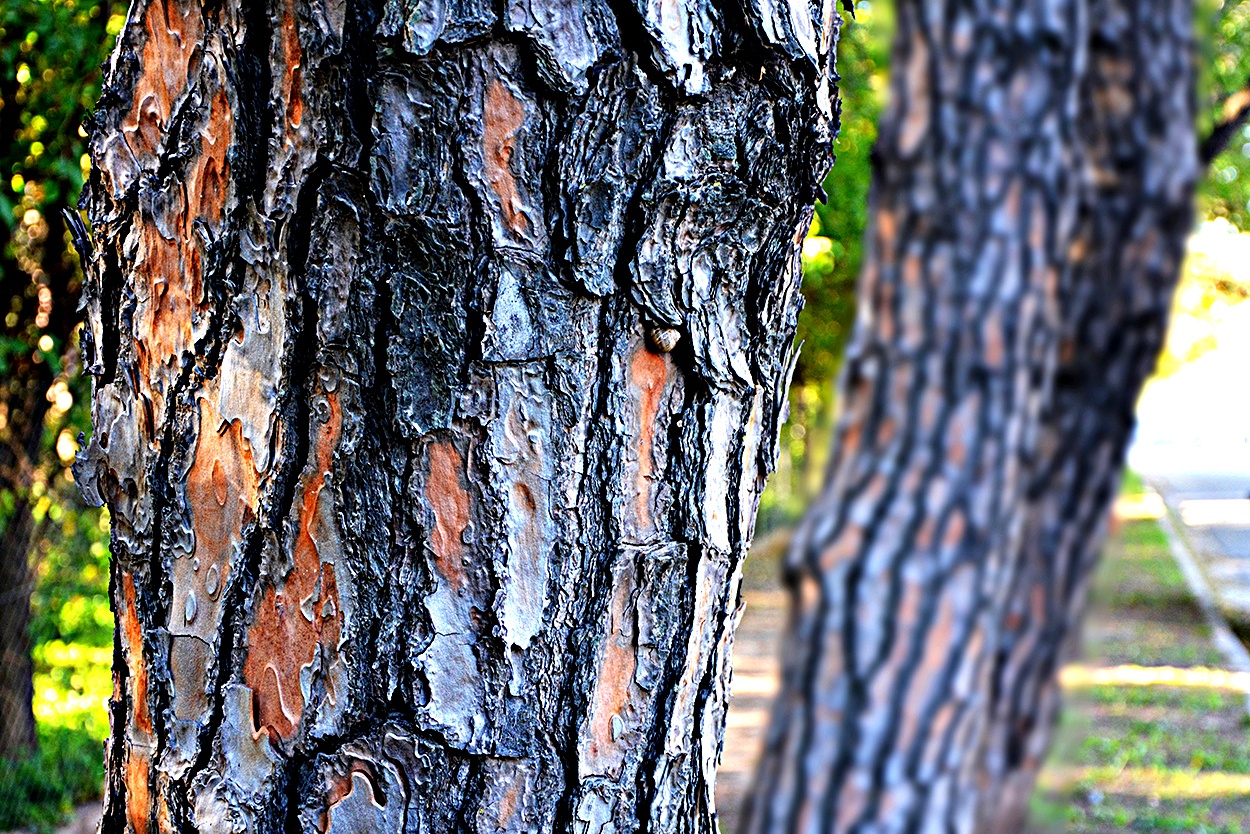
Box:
741 0 1087 831
977 1 1198 829
75 1 839 832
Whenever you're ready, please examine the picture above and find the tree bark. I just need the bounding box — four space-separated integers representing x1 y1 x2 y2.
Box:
741 0 1087 831
977 1 1198 829
76 1 838 832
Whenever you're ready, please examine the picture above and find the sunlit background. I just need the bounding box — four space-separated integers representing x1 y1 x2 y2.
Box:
4 0 1250 830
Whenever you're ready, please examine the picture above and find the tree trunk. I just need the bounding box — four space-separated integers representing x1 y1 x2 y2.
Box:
0 55 79 759
0 494 40 759
76 1 838 832
0 367 48 760
741 0 1087 831
977 1 1198 828
0 61 38 759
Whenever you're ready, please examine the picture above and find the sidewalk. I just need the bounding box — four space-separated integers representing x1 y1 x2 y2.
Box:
1146 469 1250 637
715 530 789 831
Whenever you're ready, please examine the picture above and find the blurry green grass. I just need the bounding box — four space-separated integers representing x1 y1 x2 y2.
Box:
0 726 104 832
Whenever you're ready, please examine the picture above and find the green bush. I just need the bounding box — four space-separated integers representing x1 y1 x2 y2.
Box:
0 725 104 833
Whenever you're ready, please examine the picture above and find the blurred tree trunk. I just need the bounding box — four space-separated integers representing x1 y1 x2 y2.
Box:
740 0 1087 830
978 0 1198 829
0 54 41 758
0 63 39 759
0 360 47 759
76 1 839 831
0 495 40 760
0 48 87 758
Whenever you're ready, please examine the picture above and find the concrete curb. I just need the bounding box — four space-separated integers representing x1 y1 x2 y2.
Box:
1152 490 1250 720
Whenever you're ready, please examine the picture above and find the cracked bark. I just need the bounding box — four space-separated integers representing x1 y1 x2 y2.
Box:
75 0 839 832
977 1 1198 829
741 0 1087 831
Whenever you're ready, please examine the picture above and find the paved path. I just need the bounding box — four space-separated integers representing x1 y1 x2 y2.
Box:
1130 321 1250 630
715 530 788 831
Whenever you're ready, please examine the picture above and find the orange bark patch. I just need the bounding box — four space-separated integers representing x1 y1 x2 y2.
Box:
583 566 637 774
188 85 234 231
119 572 153 834
123 0 204 161
630 345 669 530
497 779 521 828
483 79 528 235
982 307 1005 368
898 566 974 759
426 441 471 590
819 524 863 571
326 761 381 808
832 773 868 834
280 0 304 131
186 395 260 589
243 392 344 740
119 573 151 736
942 510 966 550
156 793 174 834
134 75 233 415
875 209 897 258
878 576 924 753
125 748 152 834
897 30 931 156
322 764 385 832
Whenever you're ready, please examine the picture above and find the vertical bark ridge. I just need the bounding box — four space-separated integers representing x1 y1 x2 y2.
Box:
76 0 841 831
976 1 1199 829
742 1 1087 831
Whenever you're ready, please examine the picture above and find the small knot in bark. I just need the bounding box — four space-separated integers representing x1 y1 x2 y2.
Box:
645 324 681 354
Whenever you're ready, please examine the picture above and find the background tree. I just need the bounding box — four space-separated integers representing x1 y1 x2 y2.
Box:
744 0 1250 829
75 1 838 832
977 0 1200 827
0 0 121 761
741 0 1086 829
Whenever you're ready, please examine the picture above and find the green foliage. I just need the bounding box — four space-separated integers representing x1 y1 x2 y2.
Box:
799 0 893 390
0 1 119 210
1196 0 1250 227
29 503 113 744
793 0 893 392
758 0 892 531
0 725 105 833
0 3 122 829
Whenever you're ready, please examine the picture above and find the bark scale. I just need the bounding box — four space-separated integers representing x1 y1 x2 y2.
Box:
977 1 1198 828
76 1 838 832
741 0 1086 831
